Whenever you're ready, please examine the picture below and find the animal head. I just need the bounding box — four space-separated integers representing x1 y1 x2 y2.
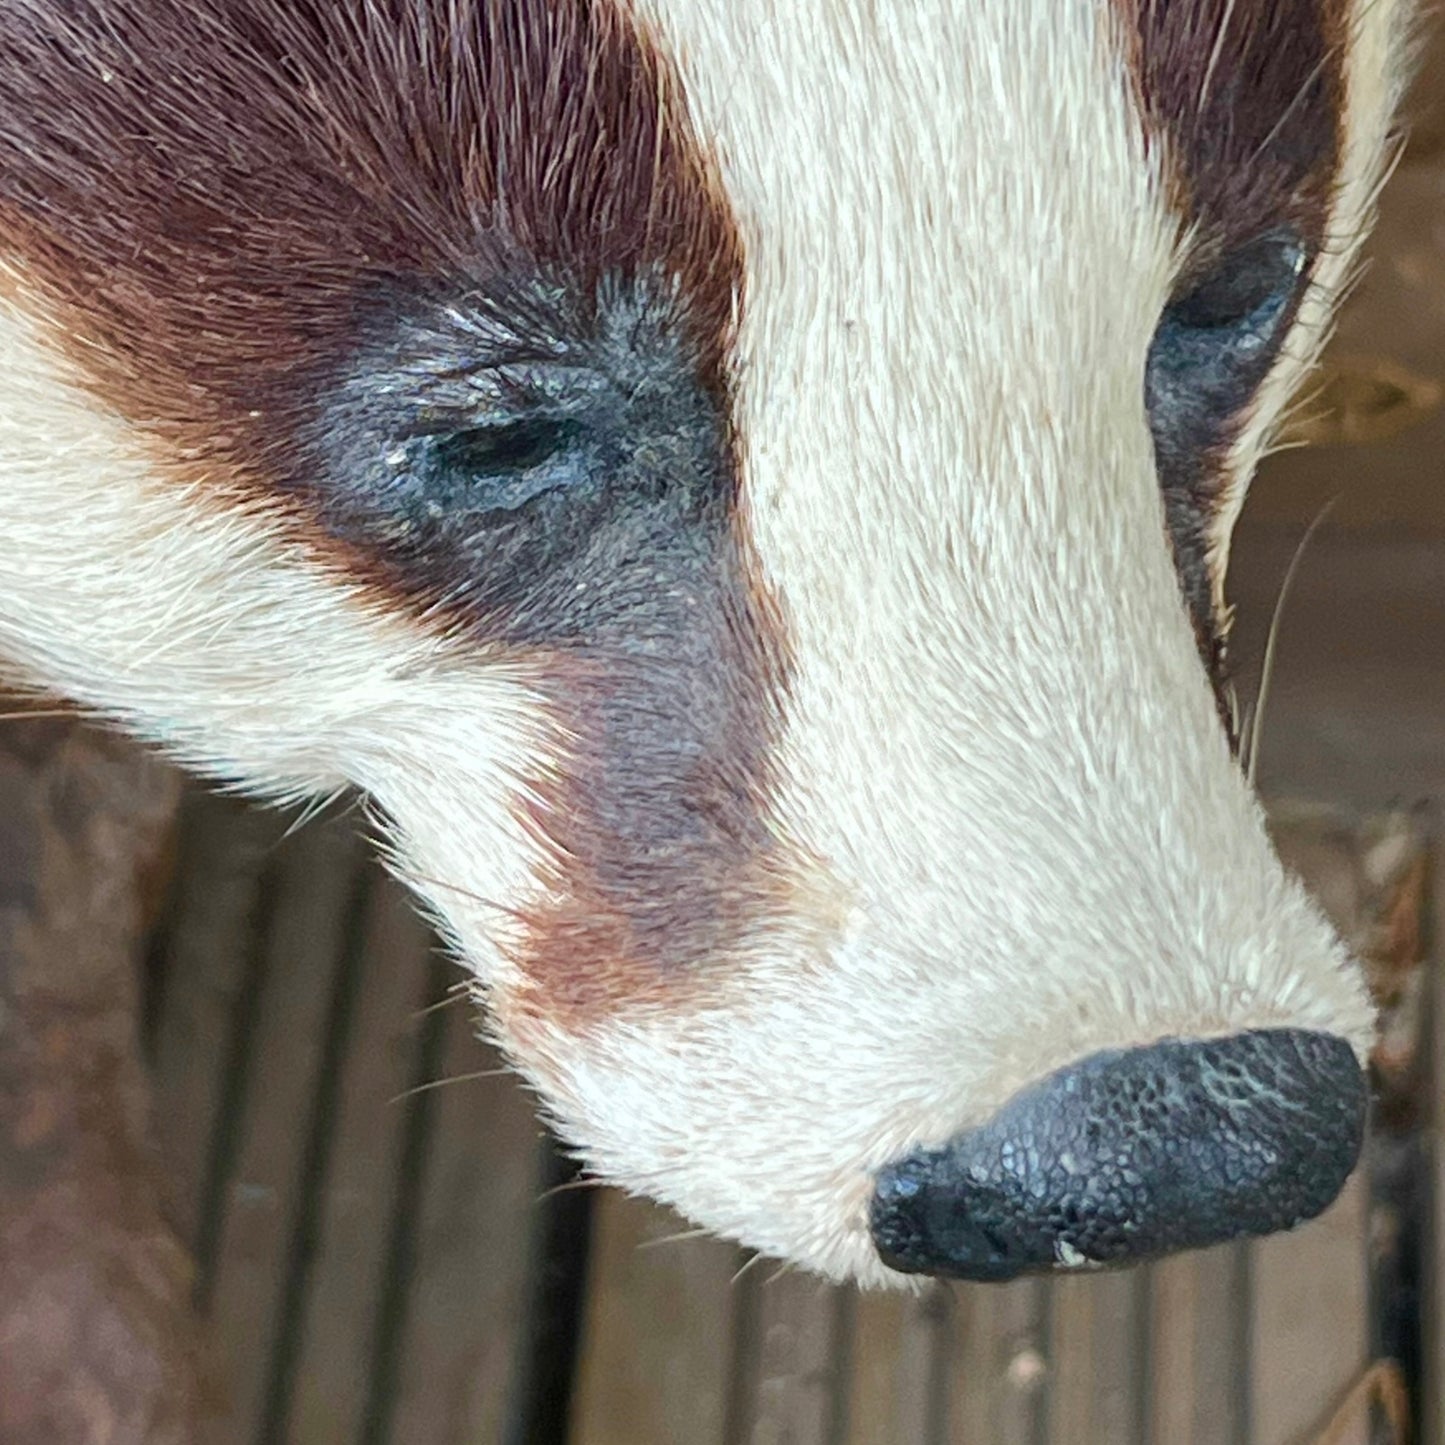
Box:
0 0 1414 1287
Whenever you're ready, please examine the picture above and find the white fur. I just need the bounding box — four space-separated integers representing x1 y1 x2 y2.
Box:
0 284 550 976
0 0 1414 1288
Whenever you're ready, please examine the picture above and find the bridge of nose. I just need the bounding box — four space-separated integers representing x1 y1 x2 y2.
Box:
870 1029 1366 1282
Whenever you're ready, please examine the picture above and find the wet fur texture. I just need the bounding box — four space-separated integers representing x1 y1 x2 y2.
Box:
0 0 1418 1285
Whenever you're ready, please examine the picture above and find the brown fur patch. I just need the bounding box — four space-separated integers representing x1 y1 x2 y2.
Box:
0 0 740 488
506 536 799 1022
1119 0 1347 259
0 1 792 1021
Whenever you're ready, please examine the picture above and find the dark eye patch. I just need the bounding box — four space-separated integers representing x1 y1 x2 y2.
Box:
1147 231 1305 453
300 276 731 638
1145 230 1310 710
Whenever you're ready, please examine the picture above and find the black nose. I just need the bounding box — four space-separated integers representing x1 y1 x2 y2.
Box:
870 1029 1366 1281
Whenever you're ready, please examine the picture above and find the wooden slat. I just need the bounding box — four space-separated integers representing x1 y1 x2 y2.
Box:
570 1191 739 1445
386 1009 541 1445
1249 1174 1370 1445
989 1280 1051 1444
150 790 289 1247
942 1278 1049 1444
1429 837 1445 1445
735 1268 847 1445
1185 1247 1250 1445
288 873 437 1444
1043 1275 1100 1445
199 814 367 1441
0 722 195 1444
156 793 546 1445
934 1285 990 1442
839 1287 945 1445
1049 1269 1146 1445
1146 1256 1199 1443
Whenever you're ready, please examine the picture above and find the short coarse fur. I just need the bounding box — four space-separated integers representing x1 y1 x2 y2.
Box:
0 0 1419 1286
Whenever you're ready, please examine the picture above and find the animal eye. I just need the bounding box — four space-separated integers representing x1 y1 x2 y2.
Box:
420 415 586 515
1145 229 1309 456
1145 230 1311 681
1163 232 1305 339
433 418 575 477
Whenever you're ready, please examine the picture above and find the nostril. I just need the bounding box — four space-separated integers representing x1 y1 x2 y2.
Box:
870 1029 1366 1282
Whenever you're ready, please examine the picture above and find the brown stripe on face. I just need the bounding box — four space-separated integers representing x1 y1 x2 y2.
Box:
1116 0 1347 701
508 536 798 1022
1119 0 1347 258
0 0 740 465
0 1 792 1018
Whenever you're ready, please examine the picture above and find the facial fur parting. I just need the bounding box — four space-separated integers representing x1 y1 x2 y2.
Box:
0 0 1416 1286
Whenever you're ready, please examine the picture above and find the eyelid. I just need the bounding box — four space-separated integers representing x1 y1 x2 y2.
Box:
390 364 612 445
1166 232 1307 332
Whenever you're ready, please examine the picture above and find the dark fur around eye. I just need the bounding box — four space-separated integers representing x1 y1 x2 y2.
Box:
1165 233 1305 333
299 274 733 641
1145 230 1309 693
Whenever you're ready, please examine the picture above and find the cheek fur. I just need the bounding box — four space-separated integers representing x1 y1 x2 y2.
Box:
0 0 802 1027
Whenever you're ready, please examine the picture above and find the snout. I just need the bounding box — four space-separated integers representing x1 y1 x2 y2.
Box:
870 1029 1366 1281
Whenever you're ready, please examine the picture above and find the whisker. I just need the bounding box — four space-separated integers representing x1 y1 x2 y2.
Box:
730 1251 767 1288
536 1174 607 1203
0 706 76 721
762 1259 801 1287
1246 491 1341 786
1196 0 1238 114
401 866 530 925
388 1066 513 1105
1222 677 1244 753
411 983 475 1021
1249 49 1333 170
636 1228 715 1251
1275 369 1338 443
1236 697 1256 763
280 785 353 839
